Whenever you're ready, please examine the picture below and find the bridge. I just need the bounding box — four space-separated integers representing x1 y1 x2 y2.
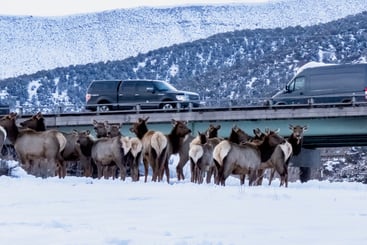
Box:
16 102 367 148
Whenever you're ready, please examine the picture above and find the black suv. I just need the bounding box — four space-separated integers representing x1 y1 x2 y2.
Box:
85 79 201 112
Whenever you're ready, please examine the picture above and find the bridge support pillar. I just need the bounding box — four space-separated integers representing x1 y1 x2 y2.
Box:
289 148 321 183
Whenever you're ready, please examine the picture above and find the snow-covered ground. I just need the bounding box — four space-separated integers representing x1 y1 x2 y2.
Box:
1 159 366 245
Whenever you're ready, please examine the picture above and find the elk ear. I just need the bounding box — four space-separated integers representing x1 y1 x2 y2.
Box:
171 119 177 126
303 125 308 131
216 125 221 130
274 128 280 134
265 128 270 135
86 130 90 135
144 116 150 122
253 128 261 137
93 120 98 126
289 124 294 130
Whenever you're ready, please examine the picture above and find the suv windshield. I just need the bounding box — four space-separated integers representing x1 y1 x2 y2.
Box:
154 81 178 92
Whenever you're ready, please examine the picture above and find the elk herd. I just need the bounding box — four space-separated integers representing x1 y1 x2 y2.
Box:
0 112 308 187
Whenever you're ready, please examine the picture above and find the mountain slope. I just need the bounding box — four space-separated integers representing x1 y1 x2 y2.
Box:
1 0 367 79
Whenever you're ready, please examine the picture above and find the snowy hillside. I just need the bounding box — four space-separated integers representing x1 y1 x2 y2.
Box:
1 0 367 79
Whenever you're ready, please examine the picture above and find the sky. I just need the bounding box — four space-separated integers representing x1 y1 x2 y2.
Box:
0 0 274 16
1 158 367 245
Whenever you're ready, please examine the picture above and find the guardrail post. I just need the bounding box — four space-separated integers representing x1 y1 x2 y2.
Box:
352 95 356 106
136 104 140 113
17 107 23 117
308 97 314 107
188 102 193 112
268 99 273 109
57 105 63 116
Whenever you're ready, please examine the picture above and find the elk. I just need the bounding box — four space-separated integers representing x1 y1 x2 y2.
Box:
288 125 308 156
0 112 67 178
213 129 285 186
93 120 109 138
206 124 222 138
93 119 143 181
160 119 192 183
258 126 307 187
130 117 168 182
255 128 293 187
189 131 218 184
189 124 248 184
287 125 309 182
176 123 222 181
20 112 94 177
76 129 131 180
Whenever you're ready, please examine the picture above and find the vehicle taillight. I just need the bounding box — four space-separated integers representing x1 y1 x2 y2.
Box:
86 93 91 102
365 88 367 100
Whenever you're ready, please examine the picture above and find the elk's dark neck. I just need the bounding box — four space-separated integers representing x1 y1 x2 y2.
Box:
288 135 303 156
6 123 19 145
168 130 182 154
37 119 46 131
258 138 277 162
228 130 240 144
136 124 148 139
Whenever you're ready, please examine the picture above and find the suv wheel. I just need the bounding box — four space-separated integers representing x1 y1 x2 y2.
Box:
97 104 110 112
161 103 175 110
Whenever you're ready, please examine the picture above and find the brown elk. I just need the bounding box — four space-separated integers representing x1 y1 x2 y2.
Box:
93 120 109 138
288 125 308 156
20 112 94 177
185 124 222 182
93 119 143 181
0 113 67 178
287 125 309 182
189 131 218 184
161 119 192 183
206 124 221 138
267 124 307 186
93 119 119 178
213 129 285 186
76 129 131 180
255 128 293 187
130 117 168 182
189 124 252 184
175 133 195 181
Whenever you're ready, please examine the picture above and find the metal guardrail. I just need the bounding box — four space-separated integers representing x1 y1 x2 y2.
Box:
9 94 367 118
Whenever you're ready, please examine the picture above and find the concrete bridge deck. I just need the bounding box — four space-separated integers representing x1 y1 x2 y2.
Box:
16 103 367 148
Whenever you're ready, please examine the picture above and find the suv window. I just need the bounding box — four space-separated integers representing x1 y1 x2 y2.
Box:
154 81 177 92
91 81 120 91
119 81 135 94
136 81 153 93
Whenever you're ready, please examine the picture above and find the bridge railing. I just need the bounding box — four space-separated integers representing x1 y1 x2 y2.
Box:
10 94 367 117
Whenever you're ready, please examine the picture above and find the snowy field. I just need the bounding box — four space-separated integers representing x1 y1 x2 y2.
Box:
0 159 366 245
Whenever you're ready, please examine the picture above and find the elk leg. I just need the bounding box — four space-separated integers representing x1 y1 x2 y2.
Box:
256 169 265 185
143 157 149 182
240 174 245 185
190 159 195 183
206 167 213 184
269 168 275 185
